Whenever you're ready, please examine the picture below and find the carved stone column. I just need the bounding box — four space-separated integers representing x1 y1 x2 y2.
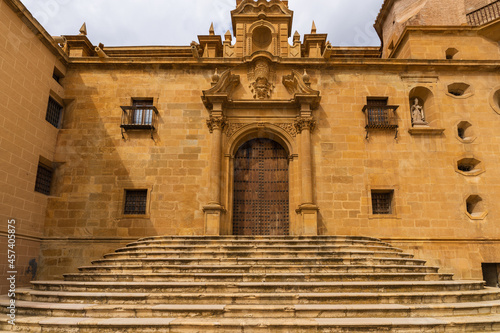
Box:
203 113 226 235
295 113 319 235
201 70 240 236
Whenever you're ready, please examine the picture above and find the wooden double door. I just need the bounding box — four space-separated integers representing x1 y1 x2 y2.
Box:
233 139 290 235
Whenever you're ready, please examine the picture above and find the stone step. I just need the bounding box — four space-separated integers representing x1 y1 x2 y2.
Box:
101 250 414 260
29 280 484 294
76 264 440 274
91 256 426 267
133 235 386 243
16 288 500 305
62 272 452 283
3 298 500 319
2 315 500 333
115 244 403 254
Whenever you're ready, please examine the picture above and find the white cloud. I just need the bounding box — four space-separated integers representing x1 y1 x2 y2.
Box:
20 0 383 47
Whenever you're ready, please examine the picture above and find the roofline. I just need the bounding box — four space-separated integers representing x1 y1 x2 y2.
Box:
374 0 395 42
3 0 69 64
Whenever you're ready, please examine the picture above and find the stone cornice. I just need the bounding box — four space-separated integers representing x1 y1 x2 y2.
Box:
66 57 500 71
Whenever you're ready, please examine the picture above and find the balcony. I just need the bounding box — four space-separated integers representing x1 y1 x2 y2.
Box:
467 0 500 26
362 105 399 139
120 105 159 139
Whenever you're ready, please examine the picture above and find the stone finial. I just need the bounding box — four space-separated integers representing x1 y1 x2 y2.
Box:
209 22 215 36
302 69 310 86
311 21 317 34
211 68 220 85
79 22 87 36
293 31 300 43
224 30 232 43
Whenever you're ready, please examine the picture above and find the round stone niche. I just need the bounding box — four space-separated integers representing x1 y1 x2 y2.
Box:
489 86 500 115
455 121 476 143
252 26 272 51
465 195 488 220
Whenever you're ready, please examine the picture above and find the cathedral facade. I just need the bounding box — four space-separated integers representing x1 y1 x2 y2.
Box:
1 0 500 293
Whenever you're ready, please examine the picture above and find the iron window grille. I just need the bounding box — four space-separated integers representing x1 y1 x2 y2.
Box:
362 98 399 139
46 97 63 128
35 164 53 195
124 190 148 215
120 100 158 139
371 191 394 215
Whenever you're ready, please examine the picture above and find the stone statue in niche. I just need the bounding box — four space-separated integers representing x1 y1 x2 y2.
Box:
410 98 427 125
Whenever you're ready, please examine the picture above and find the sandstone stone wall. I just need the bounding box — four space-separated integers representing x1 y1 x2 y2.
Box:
0 0 66 293
37 59 500 280
312 68 500 279
379 0 496 57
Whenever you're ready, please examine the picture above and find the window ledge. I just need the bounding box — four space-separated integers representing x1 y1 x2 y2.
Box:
466 211 488 220
455 169 485 177
408 126 445 135
368 214 400 219
446 92 474 99
120 215 151 219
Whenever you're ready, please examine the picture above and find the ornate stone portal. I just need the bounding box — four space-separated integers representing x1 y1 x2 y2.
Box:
202 61 321 236
198 0 323 236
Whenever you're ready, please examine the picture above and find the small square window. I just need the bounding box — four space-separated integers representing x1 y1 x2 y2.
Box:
124 190 148 215
35 164 53 195
52 67 64 84
371 190 394 215
46 97 63 128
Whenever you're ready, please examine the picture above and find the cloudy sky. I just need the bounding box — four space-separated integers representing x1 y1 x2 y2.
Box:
21 0 384 47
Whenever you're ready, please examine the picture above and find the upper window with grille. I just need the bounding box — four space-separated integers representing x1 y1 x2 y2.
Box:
124 189 148 215
46 97 63 128
371 190 394 215
35 163 53 195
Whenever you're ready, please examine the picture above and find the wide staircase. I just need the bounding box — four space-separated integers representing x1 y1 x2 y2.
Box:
2 236 500 332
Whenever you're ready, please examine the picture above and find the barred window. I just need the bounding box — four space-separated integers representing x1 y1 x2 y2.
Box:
35 164 53 195
366 98 389 127
124 190 148 215
371 190 394 215
46 97 63 128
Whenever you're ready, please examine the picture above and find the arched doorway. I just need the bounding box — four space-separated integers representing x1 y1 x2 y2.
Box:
232 138 290 236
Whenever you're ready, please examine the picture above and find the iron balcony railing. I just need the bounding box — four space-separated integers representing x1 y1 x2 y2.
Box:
467 0 500 25
120 105 159 139
362 105 399 138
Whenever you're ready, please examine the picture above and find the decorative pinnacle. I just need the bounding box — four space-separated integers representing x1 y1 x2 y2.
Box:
225 30 232 42
209 22 215 36
311 21 317 34
293 30 300 42
79 22 87 36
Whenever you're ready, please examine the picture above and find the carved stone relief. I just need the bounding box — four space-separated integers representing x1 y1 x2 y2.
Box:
248 58 275 99
224 122 297 138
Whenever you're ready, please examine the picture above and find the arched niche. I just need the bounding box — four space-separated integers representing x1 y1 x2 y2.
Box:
409 86 437 127
220 123 299 235
248 20 278 55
